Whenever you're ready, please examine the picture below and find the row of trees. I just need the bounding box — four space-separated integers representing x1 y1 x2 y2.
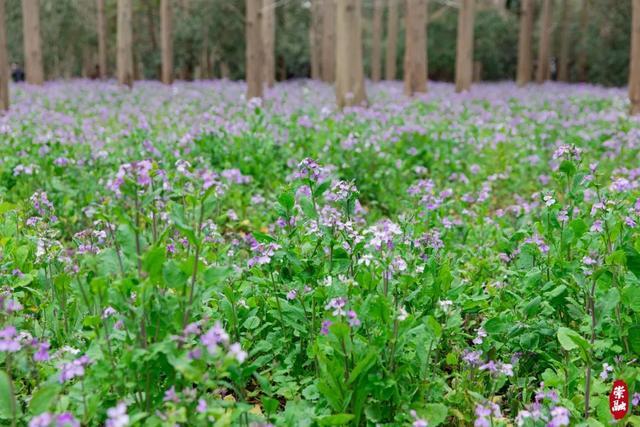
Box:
0 0 639 113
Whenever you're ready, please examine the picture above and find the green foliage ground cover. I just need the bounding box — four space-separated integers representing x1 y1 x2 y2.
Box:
1 80 640 426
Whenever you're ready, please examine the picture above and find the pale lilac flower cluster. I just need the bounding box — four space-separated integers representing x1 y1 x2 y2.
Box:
29 412 80 427
107 160 153 195
474 402 502 427
515 384 569 427
59 355 91 383
200 321 247 363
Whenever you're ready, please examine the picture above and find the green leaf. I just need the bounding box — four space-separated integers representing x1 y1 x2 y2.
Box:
143 246 165 283
347 351 377 386
484 317 508 335
559 160 576 176
629 325 640 355
317 413 355 426
0 370 19 419
623 286 640 312
423 403 448 426
557 327 590 360
625 246 640 279
278 192 295 212
28 383 60 415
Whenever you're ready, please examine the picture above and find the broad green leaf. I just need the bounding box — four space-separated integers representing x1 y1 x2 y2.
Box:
29 383 60 415
0 370 19 419
317 413 354 426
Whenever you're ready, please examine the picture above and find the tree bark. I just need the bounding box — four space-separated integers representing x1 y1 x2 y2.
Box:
335 0 366 108
310 0 322 80
557 0 571 81
403 0 427 96
246 0 264 99
0 0 8 110
97 0 107 78
322 0 336 82
371 0 383 82
536 0 553 84
516 0 533 86
263 0 276 87
161 0 173 84
117 0 134 87
630 0 640 115
455 0 475 93
385 0 399 80
576 0 589 82
22 0 44 85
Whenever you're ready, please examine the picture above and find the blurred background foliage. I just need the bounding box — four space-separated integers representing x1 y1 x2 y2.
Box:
3 0 633 86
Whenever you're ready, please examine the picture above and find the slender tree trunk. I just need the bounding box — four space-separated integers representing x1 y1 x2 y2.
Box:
263 0 276 88
97 0 107 78
536 0 554 84
0 0 8 111
371 0 383 82
246 0 264 99
161 0 173 84
576 0 589 82
385 0 399 80
557 0 571 81
310 0 322 80
403 0 427 96
117 0 134 87
630 0 640 115
335 0 366 108
455 0 475 93
322 0 336 82
516 0 534 86
22 0 44 85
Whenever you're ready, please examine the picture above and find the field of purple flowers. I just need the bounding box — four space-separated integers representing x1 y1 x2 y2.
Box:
1 79 640 426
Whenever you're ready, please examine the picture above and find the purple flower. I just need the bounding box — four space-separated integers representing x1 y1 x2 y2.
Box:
29 413 54 427
0 325 21 352
59 355 91 383
33 340 51 362
632 392 640 406
590 220 603 233
320 320 332 335
163 386 180 403
325 297 347 316
347 310 361 327
197 398 208 413
201 321 229 354
228 342 247 363
106 402 129 427
55 413 80 427
286 290 297 300
410 410 428 427
548 406 570 427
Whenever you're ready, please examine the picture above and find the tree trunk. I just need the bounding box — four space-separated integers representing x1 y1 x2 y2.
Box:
97 0 107 78
22 0 44 85
516 0 534 86
0 0 8 110
335 0 367 108
455 0 475 93
385 0 399 80
263 0 276 87
576 0 589 82
117 0 134 87
536 0 553 84
161 0 173 84
322 0 336 82
246 0 264 99
630 0 640 115
310 0 322 80
370 0 383 82
557 0 571 81
403 0 427 96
